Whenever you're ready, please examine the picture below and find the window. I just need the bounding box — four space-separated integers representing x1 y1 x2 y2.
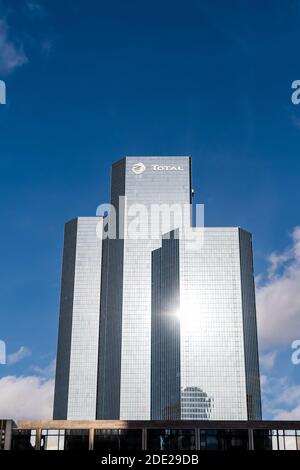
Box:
253 429 300 450
94 429 142 451
147 429 195 450
41 430 65 450
11 430 36 450
200 430 248 450
64 430 89 450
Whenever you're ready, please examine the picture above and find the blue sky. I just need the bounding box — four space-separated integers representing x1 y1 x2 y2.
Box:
0 0 300 419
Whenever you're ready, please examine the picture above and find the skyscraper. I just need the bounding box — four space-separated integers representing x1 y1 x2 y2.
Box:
97 157 192 419
53 217 103 420
151 228 261 420
53 156 261 421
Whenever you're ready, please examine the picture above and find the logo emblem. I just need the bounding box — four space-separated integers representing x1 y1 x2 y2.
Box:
132 163 146 175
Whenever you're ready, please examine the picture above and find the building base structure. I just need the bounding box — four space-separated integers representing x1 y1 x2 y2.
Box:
2 420 300 451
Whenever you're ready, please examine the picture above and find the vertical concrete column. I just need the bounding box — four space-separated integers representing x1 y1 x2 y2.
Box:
248 429 254 450
142 428 147 450
89 428 94 450
35 429 41 450
195 428 201 451
4 421 12 450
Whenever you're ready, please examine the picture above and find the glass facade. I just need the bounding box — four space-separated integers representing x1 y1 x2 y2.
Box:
151 227 261 420
94 429 142 451
239 230 262 419
41 430 65 450
200 429 249 450
98 157 192 420
0 420 9 450
253 429 300 450
64 430 89 451
151 232 181 420
41 429 90 451
7 423 300 451
54 156 261 421
54 217 103 419
147 429 196 451
11 430 36 450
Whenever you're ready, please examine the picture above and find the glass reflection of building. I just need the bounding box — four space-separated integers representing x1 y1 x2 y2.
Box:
151 227 261 420
181 387 213 420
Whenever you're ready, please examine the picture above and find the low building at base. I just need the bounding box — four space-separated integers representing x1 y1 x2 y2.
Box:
1 419 300 451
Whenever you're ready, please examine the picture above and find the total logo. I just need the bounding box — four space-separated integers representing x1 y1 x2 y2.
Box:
132 163 146 175
132 163 184 174
152 164 184 171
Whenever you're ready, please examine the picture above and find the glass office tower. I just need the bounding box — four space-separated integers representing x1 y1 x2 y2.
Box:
53 217 103 419
151 228 262 420
54 156 261 421
97 157 192 419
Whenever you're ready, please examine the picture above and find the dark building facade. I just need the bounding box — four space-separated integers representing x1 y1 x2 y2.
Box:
2 420 300 451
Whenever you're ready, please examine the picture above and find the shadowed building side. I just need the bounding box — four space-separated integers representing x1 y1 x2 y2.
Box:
151 230 181 419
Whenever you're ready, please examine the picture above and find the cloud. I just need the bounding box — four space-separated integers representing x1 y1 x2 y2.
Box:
30 358 56 378
0 356 55 420
291 115 300 130
273 404 300 420
7 346 31 365
0 18 28 74
262 375 300 420
260 351 277 370
0 375 54 420
260 374 268 388
256 226 300 350
26 1 45 18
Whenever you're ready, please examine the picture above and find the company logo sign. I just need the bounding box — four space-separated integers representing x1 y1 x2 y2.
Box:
151 165 184 171
132 162 184 174
132 163 146 175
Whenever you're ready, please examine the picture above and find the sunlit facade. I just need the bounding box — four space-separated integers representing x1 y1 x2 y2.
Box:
53 217 103 420
97 157 192 420
151 228 261 420
54 156 261 421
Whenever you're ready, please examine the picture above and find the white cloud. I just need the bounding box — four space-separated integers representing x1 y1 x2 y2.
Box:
256 226 300 350
0 376 54 420
273 404 300 420
7 346 31 365
262 375 300 420
0 18 28 74
260 374 268 388
31 358 56 378
260 351 277 370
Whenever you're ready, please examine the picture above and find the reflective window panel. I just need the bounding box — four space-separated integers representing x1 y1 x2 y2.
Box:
147 429 196 451
94 429 142 451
